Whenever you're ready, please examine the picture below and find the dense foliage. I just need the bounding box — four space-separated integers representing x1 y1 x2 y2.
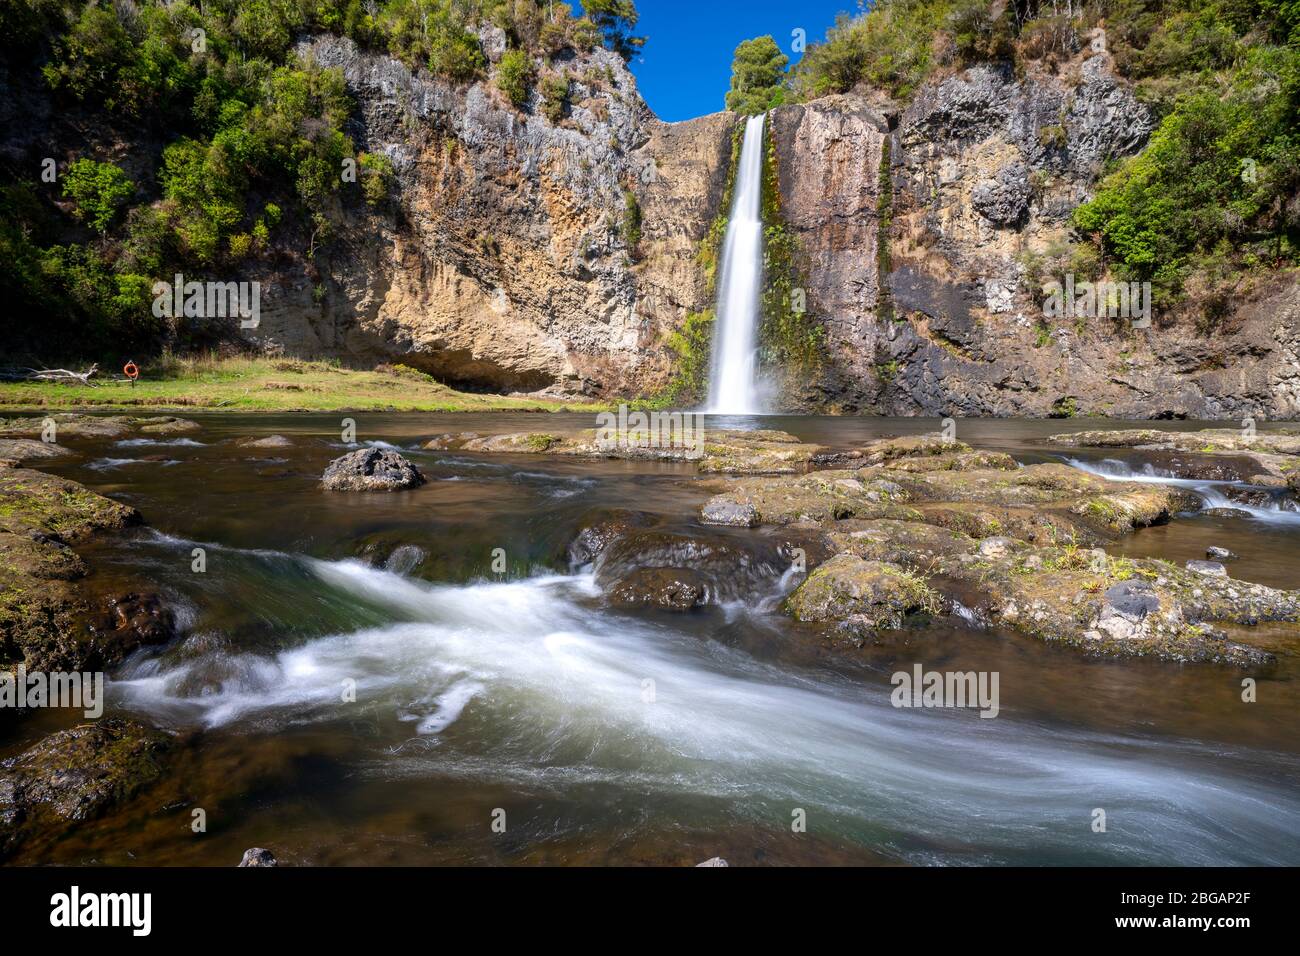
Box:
725 36 788 115
0 0 643 361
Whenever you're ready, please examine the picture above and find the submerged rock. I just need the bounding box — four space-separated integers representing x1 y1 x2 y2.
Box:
609 567 707 611
238 434 293 448
0 718 171 856
1207 546 1237 561
321 448 425 491
700 498 759 528
1186 560 1228 577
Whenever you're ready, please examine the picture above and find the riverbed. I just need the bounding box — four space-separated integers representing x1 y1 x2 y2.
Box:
7 413 1300 866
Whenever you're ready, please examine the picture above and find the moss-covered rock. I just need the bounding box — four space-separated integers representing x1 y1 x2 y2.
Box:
0 718 172 858
785 554 939 629
699 470 921 526
932 545 1291 665
425 428 826 474
1049 427 1300 455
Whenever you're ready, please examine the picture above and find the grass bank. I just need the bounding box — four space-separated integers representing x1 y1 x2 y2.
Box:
0 356 605 413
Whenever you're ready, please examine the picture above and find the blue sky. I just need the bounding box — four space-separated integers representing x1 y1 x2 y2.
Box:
613 0 867 122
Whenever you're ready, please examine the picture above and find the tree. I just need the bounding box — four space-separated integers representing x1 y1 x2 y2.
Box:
62 159 134 234
584 0 645 61
725 35 788 115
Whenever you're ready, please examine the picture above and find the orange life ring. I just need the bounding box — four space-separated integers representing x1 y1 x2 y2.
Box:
123 361 139 380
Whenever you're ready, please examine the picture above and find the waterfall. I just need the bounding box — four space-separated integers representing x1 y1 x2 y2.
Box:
705 112 767 415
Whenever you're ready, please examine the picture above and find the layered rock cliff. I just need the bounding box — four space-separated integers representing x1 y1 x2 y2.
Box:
271 30 1296 418
772 41 1300 419
250 32 733 398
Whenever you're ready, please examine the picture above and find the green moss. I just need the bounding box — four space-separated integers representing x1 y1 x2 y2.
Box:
876 137 895 323
758 120 825 374
648 309 715 408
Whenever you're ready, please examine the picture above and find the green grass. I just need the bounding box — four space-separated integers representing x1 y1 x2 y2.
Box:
0 356 606 413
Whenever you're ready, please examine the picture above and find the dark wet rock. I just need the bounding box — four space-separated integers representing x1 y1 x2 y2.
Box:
1223 486 1276 508
0 718 171 856
608 567 707 611
0 439 73 463
321 448 425 491
237 434 293 448
695 857 729 867
238 847 278 867
1101 580 1161 625
1207 546 1237 561
1202 507 1251 519
568 509 657 566
1186 560 1228 577
785 554 939 629
92 593 177 664
594 530 782 601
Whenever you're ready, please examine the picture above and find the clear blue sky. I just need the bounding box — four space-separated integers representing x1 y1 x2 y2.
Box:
600 0 867 122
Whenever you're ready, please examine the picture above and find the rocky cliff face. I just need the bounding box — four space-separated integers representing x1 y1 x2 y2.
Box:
770 40 1300 419
250 33 734 398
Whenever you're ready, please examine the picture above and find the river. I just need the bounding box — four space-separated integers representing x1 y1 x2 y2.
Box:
10 412 1300 866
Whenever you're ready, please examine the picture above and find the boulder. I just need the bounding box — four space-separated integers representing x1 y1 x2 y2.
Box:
238 847 278 867
0 719 171 856
1186 560 1228 577
321 448 425 491
1206 546 1237 561
608 568 707 611
785 554 938 630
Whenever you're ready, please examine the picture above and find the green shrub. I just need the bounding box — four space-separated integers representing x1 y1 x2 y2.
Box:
62 159 134 234
495 49 534 108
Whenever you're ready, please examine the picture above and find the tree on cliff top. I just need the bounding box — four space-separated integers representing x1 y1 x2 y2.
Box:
725 35 789 115
584 0 646 61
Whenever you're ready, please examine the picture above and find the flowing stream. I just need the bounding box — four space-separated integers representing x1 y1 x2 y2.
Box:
9 413 1300 866
705 113 766 415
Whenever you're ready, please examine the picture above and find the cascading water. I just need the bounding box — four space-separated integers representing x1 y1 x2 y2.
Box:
705 113 767 415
